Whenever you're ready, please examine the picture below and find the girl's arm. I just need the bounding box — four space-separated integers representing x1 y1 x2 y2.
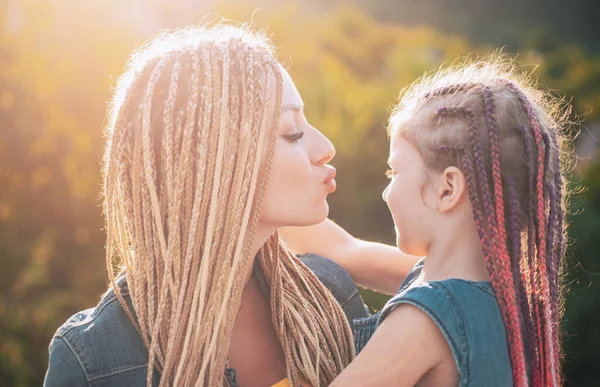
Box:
279 218 420 294
329 304 456 386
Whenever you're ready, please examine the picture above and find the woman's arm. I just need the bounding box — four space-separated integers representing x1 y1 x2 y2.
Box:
329 304 455 386
279 218 420 294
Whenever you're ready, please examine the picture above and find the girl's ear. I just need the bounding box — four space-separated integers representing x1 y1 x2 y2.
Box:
436 166 467 213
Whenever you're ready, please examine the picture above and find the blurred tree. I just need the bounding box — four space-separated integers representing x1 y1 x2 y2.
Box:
0 1 599 385
0 41 106 386
0 1 136 385
562 164 600 386
338 0 600 53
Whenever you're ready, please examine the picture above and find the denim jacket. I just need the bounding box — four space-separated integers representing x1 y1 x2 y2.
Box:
44 254 368 386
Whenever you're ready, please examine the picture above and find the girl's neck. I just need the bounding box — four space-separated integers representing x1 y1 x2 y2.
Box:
421 222 490 282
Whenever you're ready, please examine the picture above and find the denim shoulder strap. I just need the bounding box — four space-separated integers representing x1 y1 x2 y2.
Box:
379 282 469 378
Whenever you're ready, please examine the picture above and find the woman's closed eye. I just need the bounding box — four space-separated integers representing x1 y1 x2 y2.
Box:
282 131 305 143
385 168 396 179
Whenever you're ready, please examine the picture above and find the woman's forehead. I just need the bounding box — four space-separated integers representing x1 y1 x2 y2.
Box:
279 66 304 109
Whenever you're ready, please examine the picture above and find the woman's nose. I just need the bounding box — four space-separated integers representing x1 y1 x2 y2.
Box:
382 185 389 203
312 129 336 166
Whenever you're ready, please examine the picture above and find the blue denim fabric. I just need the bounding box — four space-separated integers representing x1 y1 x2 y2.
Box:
353 258 515 387
44 254 368 386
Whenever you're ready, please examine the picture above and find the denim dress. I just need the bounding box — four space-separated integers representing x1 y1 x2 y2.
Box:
353 258 516 387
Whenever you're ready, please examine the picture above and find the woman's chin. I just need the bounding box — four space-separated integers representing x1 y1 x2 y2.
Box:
294 206 329 227
317 201 330 222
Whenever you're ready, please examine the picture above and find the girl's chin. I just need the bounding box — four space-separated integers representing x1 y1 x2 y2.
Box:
396 238 412 255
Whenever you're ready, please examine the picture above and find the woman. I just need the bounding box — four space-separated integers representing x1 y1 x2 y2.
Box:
44 24 370 387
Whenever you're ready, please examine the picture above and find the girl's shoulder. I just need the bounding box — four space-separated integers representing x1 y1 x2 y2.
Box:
378 276 512 386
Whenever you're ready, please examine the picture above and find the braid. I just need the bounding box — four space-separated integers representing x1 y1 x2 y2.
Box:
481 87 529 385
105 118 141 344
507 175 539 385
548 130 565 268
541 131 559 324
136 55 171 363
548 128 566 304
507 83 557 385
143 53 182 384
459 152 495 280
259 234 355 386
198 42 248 386
542 129 564 379
548 128 566 374
161 53 181 294
520 123 547 385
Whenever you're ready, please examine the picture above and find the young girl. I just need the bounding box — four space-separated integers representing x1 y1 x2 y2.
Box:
285 57 570 386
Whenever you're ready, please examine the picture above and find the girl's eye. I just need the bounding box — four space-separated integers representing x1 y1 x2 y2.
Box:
282 132 304 143
385 169 396 179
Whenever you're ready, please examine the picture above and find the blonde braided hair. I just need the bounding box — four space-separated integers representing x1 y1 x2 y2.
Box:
102 24 355 386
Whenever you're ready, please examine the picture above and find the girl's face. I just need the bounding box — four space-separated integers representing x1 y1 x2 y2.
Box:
259 68 337 229
382 135 435 256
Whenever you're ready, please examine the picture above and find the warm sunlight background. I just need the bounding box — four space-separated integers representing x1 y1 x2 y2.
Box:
2 0 600 385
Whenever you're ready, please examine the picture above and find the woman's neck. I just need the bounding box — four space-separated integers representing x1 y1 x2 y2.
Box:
242 223 278 285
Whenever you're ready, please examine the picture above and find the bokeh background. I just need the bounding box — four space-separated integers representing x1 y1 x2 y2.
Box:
2 0 600 385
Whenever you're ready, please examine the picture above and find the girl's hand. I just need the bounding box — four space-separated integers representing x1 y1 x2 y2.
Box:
280 219 420 294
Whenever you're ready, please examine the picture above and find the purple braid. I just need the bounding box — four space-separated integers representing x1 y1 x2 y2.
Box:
542 131 559 326
507 176 539 385
549 128 566 371
508 82 557 385
519 123 543 384
480 86 529 384
460 151 497 285
519 124 539 288
547 130 565 277
439 145 498 292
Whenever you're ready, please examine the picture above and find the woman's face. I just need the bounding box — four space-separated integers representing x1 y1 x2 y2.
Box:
259 67 337 229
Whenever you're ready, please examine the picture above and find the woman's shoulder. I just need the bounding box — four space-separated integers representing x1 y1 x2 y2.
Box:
45 281 152 386
298 253 369 322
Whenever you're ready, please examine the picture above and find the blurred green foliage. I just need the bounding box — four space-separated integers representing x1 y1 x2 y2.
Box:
1 1 599 385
